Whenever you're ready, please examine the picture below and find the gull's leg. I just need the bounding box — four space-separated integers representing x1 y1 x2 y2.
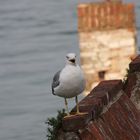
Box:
64 98 70 116
75 96 80 114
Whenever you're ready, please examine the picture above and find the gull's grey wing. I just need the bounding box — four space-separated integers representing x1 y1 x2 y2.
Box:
52 70 61 95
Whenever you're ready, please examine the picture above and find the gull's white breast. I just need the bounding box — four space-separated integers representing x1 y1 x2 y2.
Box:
55 64 85 98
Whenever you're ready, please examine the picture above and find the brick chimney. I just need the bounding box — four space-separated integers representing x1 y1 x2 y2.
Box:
78 0 137 92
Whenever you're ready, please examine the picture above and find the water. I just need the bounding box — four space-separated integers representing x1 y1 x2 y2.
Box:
0 0 139 140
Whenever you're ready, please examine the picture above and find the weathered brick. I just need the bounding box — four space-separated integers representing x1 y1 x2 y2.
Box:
91 80 123 101
79 129 95 140
129 55 140 72
78 5 88 17
62 113 88 132
58 78 140 140
78 2 135 31
123 73 137 97
71 80 123 123
88 122 105 140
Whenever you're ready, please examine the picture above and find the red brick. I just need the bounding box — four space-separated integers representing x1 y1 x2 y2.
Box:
62 113 88 132
95 119 115 139
58 81 140 140
103 109 123 139
126 4 134 14
113 104 136 138
123 73 137 97
79 129 95 140
119 94 140 123
118 96 140 138
91 4 97 17
88 122 104 140
129 55 140 72
78 2 135 31
91 80 123 101
78 5 88 17
71 94 101 112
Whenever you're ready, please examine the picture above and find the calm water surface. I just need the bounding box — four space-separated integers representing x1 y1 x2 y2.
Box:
0 0 139 140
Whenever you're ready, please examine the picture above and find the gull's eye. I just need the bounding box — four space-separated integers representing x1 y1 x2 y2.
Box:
66 56 69 59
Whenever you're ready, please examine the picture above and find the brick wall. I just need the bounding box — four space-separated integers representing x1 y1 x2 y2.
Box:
57 55 140 140
124 55 140 110
78 1 137 92
78 2 135 32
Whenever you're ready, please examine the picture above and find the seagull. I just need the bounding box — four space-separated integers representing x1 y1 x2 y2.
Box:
52 53 85 115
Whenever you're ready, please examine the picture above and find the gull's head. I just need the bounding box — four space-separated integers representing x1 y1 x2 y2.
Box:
66 53 76 65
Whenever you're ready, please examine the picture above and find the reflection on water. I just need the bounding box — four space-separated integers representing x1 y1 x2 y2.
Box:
0 0 139 140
